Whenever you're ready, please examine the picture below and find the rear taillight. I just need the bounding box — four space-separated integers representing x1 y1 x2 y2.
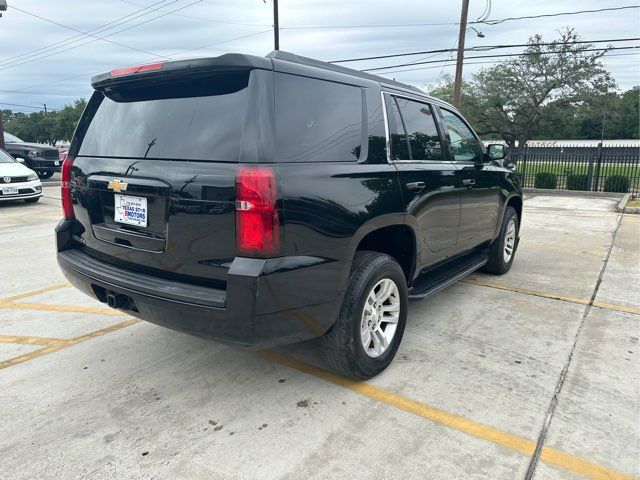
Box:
61 155 75 219
235 167 280 256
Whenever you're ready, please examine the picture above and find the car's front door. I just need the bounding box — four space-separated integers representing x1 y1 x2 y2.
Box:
436 107 501 250
384 93 460 271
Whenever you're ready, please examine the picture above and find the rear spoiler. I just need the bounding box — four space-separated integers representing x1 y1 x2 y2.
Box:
91 53 273 90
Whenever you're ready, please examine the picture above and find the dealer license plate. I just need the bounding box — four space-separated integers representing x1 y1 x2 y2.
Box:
114 194 147 227
1 186 19 195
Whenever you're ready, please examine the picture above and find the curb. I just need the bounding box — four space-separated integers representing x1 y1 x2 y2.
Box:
617 193 631 213
523 188 624 199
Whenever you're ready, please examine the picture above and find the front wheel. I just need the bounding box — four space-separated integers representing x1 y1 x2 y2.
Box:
24 197 40 203
321 251 408 380
482 206 519 275
37 171 54 179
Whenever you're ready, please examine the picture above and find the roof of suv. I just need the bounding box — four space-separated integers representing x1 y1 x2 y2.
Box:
91 50 450 108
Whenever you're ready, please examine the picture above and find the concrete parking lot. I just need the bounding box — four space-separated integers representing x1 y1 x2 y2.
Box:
0 187 638 480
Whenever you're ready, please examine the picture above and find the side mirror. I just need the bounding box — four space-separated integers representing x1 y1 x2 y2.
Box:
487 144 506 160
15 157 25 164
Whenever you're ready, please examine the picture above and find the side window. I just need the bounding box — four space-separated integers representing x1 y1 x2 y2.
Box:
385 95 410 160
275 73 363 162
394 97 443 161
440 108 483 162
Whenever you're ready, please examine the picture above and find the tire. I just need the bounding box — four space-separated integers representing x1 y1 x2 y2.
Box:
321 251 408 380
37 171 54 179
482 206 519 275
24 197 40 203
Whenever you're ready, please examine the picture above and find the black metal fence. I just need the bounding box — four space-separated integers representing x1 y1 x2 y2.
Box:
508 144 640 193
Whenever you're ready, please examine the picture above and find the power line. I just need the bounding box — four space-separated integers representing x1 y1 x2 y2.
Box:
2 29 272 94
363 45 640 72
7 2 177 62
0 0 203 72
120 0 272 27
280 5 639 29
168 29 272 57
0 102 57 111
480 5 640 25
330 37 640 63
378 51 640 76
0 90 88 97
0 0 173 65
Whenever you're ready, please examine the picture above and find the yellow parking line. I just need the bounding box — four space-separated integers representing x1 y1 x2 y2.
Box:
0 283 71 303
0 318 139 370
0 301 123 316
521 242 607 257
0 335 70 346
592 301 640 316
461 278 640 316
460 277 592 306
260 350 634 480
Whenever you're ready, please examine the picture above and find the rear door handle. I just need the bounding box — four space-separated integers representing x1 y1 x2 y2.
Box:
406 181 425 190
462 179 476 188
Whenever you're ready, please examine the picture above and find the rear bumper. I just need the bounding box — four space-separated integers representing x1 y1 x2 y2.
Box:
56 220 343 348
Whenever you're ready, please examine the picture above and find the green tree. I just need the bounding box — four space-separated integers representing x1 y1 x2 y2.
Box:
1 98 86 145
428 29 616 147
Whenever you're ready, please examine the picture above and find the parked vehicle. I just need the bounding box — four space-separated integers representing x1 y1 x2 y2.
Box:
0 147 42 203
3 132 61 179
56 52 522 379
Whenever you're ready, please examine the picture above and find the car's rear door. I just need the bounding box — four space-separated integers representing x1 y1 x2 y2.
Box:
384 93 460 268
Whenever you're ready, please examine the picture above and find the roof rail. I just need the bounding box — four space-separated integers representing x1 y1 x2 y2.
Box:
267 50 424 94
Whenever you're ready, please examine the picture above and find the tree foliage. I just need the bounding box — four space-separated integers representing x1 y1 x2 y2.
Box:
427 29 631 147
1 98 87 145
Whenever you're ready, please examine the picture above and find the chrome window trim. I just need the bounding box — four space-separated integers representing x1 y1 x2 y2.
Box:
380 90 454 165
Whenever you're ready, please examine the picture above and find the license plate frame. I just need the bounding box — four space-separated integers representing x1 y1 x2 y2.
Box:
1 186 19 195
114 194 148 227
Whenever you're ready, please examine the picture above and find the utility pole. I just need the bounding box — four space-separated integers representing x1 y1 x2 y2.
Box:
44 104 48 116
0 110 5 150
0 0 6 149
452 0 470 109
273 0 279 50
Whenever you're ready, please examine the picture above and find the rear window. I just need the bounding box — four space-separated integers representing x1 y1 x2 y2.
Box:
78 71 250 161
275 73 363 163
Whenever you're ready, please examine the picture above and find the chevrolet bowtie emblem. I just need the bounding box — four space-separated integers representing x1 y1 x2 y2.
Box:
107 179 128 193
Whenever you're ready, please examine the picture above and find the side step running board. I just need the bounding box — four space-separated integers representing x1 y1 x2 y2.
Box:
408 253 488 300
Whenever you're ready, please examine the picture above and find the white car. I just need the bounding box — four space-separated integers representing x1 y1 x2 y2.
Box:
0 147 43 203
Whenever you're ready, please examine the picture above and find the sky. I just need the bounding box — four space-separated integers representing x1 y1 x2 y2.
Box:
0 0 639 113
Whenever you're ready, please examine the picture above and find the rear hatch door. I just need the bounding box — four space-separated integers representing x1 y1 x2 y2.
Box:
70 64 274 287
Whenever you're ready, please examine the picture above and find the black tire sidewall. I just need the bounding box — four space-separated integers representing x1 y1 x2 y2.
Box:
347 257 408 376
497 207 519 271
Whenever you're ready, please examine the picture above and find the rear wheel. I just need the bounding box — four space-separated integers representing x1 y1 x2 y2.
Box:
482 206 519 274
321 251 408 379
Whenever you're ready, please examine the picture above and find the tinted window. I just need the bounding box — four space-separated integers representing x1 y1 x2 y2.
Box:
4 132 23 143
275 74 362 162
440 108 483 162
386 96 410 160
78 71 250 161
395 97 443 161
0 149 16 163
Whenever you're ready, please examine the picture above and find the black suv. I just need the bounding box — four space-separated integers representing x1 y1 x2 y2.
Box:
56 51 521 379
3 132 62 179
